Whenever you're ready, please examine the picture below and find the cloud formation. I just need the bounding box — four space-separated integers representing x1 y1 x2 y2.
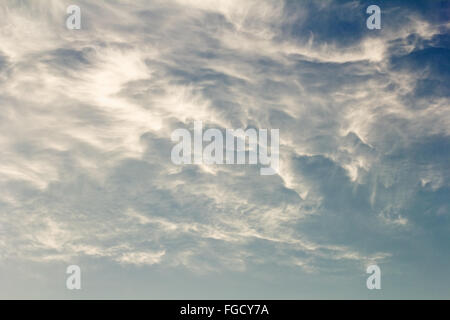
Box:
0 0 448 298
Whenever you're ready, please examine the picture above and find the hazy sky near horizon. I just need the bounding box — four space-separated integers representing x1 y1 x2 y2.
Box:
0 0 449 299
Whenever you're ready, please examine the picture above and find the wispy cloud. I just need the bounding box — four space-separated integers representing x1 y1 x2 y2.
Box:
0 0 448 298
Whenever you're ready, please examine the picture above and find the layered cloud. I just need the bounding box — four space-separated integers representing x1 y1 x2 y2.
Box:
0 0 448 298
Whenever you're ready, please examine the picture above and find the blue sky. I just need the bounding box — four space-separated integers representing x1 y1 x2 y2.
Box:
0 0 449 299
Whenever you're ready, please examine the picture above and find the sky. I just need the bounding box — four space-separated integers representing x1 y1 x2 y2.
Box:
0 0 449 299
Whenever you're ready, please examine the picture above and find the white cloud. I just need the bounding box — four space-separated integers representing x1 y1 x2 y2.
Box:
0 0 448 294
